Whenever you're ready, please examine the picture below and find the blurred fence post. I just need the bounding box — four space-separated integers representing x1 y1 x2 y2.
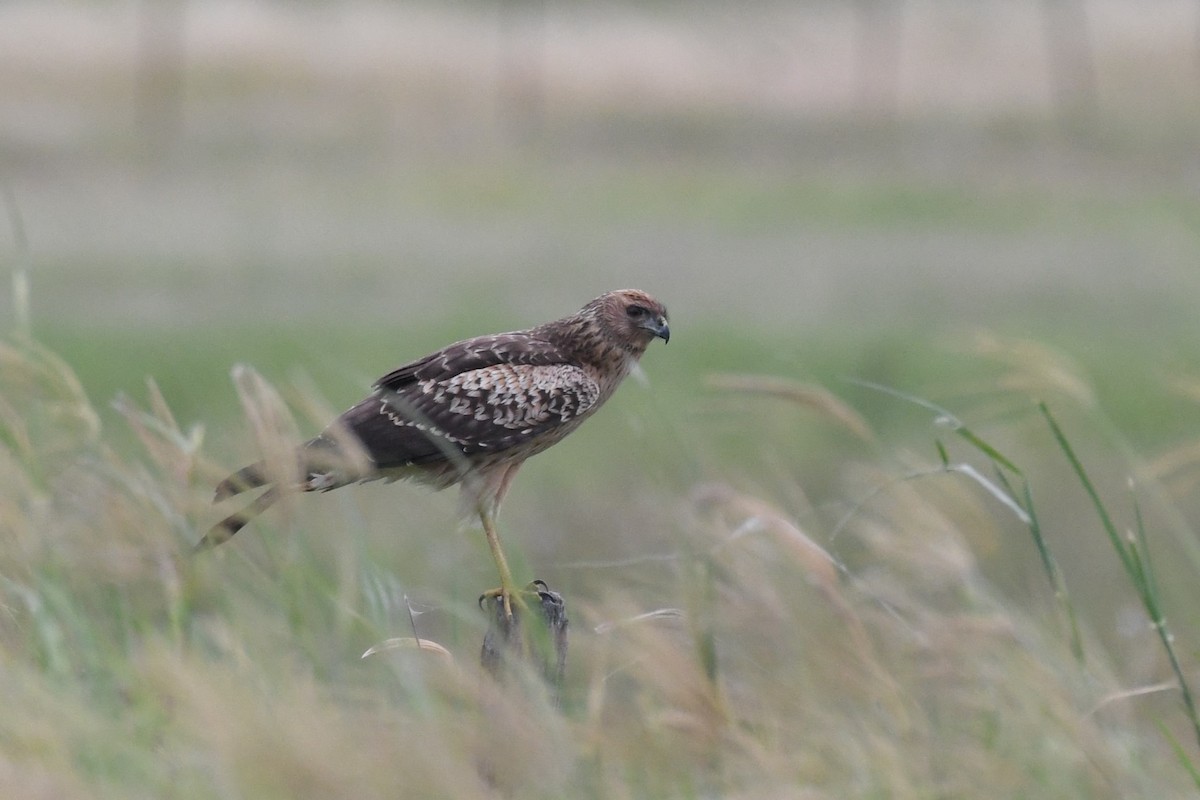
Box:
480 581 568 706
496 0 548 142
852 0 905 116
1040 0 1098 121
135 0 188 158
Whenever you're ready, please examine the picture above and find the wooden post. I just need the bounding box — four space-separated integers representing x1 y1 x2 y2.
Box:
480 580 568 705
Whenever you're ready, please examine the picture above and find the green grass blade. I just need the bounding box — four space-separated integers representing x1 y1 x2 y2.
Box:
1043 403 1200 750
1130 488 1161 610
849 378 1023 474
1158 721 1200 790
1039 402 1136 577
953 425 1023 476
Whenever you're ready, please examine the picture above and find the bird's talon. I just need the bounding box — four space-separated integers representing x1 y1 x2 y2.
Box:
479 585 518 619
528 579 558 603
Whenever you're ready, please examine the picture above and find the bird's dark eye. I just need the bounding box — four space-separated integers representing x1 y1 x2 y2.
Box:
626 304 648 318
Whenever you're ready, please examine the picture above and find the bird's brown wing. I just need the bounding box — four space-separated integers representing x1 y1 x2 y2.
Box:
374 333 569 392
327 333 601 471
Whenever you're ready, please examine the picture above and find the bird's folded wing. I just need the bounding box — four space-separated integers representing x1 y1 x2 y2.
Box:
373 333 571 391
339 361 602 470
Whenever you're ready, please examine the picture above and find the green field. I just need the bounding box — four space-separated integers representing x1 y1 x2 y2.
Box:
6 2 1200 797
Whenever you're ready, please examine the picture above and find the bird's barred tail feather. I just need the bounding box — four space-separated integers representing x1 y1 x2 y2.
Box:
196 485 280 551
214 462 268 501
196 462 275 551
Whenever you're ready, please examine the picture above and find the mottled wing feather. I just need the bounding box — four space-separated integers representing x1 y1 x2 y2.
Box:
374 333 570 391
341 364 600 468
337 334 600 471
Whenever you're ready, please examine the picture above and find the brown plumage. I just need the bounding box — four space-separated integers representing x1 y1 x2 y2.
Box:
199 289 669 612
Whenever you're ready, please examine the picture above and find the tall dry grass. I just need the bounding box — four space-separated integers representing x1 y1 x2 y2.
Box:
0 333 1196 798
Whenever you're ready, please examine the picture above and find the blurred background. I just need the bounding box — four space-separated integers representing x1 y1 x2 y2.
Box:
4 2 1200 794
5 0 1199 342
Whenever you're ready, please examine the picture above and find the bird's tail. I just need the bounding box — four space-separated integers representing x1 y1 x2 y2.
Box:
196 486 281 551
196 462 277 551
197 438 363 551
214 462 268 501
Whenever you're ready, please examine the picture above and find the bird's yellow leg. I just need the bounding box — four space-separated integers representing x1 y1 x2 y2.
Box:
479 506 522 619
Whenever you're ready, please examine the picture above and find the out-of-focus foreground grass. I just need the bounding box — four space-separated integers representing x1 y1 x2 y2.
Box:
6 321 1200 798
6 1 1200 796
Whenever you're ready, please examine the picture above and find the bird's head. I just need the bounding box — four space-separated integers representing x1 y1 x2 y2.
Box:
592 289 670 349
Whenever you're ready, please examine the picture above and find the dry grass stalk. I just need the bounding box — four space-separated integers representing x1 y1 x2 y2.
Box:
706 373 875 443
691 481 911 733
966 331 1097 408
361 636 454 661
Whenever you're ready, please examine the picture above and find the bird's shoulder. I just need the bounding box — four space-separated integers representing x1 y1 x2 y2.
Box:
374 330 577 392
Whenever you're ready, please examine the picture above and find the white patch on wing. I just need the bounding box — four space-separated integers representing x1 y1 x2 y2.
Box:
377 397 466 445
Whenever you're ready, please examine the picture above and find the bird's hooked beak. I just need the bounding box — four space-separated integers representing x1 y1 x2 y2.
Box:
645 315 670 344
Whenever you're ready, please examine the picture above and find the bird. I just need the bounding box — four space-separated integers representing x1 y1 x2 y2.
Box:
198 289 670 616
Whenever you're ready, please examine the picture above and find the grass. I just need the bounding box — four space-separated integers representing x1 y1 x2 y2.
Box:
3 318 1200 797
